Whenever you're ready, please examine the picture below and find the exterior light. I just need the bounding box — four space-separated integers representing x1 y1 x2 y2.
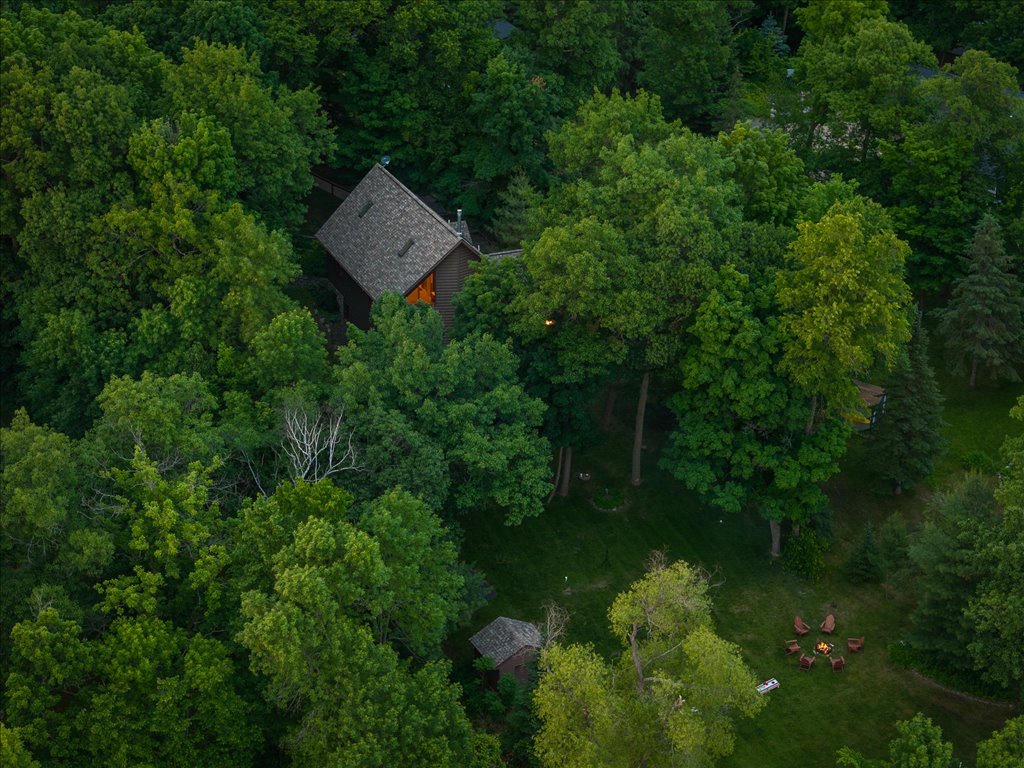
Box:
544 318 555 326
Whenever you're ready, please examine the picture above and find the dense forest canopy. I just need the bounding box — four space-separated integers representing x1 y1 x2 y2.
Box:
1 1 1022 767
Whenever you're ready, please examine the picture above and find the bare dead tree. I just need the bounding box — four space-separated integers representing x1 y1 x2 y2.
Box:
280 404 363 484
540 601 570 648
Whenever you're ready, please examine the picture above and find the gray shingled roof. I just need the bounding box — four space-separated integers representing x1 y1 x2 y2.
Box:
315 164 478 299
469 617 542 666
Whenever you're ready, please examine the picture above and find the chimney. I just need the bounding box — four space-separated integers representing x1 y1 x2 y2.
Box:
456 208 463 237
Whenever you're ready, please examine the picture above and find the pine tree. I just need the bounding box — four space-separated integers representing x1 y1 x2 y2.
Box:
871 316 946 493
936 215 1024 387
845 522 882 583
489 172 543 250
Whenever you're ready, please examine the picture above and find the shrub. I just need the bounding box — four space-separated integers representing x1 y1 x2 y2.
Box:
782 529 829 581
963 449 998 474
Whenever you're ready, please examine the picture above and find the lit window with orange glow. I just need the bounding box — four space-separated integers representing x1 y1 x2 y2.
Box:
406 272 436 305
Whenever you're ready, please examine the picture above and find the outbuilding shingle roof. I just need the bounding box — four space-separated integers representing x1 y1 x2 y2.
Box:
469 617 542 666
315 164 478 299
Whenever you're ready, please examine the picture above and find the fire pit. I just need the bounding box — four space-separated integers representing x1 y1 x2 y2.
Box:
814 640 834 655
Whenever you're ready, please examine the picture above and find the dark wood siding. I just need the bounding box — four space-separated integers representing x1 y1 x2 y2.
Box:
496 647 538 681
433 242 478 329
326 252 372 330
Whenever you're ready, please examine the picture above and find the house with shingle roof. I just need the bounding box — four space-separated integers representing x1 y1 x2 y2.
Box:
315 164 480 330
469 616 542 681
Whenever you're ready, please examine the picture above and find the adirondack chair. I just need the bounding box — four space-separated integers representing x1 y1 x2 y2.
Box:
799 654 815 671
847 637 864 653
820 613 836 634
785 639 801 655
794 616 811 636
831 655 846 672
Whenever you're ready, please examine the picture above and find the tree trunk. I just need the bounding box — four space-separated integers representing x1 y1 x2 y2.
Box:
631 371 650 486
781 7 788 33
970 356 978 388
629 626 645 694
601 383 618 431
894 480 903 495
547 446 563 503
805 395 818 435
769 520 782 558
557 446 573 497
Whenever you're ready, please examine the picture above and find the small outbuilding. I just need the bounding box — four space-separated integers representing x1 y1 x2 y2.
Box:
469 616 542 681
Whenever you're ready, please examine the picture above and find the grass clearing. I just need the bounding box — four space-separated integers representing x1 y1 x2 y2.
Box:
458 371 1021 766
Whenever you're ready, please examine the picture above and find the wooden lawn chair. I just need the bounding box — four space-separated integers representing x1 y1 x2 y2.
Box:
785 639 801 655
847 637 864 653
794 615 811 636
831 655 846 672
820 613 836 634
799 654 815 671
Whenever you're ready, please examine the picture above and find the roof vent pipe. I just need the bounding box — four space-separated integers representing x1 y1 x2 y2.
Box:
456 208 463 237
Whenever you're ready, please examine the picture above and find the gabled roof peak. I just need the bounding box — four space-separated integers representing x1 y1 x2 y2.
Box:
315 165 479 300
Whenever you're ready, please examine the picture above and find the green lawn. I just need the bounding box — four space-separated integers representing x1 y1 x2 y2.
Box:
458 372 1022 766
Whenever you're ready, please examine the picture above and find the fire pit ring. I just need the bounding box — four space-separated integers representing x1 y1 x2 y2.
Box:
814 640 834 656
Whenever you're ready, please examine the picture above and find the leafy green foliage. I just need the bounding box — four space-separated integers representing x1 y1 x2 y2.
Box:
976 716 1024 768
236 491 481 766
963 398 1024 691
887 713 957 768
0 410 80 675
635 0 738 127
534 558 764 767
0 724 39 768
662 265 848 531
0 410 77 568
777 198 913 421
717 121 807 225
165 41 333 232
454 50 554 215
877 513 911 582
2 7 334 433
337 294 550 524
511 0 626 111
357 488 466 655
454 256 606 454
796 14 935 190
4 451 259 768
837 712 956 768
881 51 1024 287
796 0 888 41
781 528 829 581
906 475 1004 686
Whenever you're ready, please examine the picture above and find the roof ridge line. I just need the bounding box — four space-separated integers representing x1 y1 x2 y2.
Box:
373 164 478 251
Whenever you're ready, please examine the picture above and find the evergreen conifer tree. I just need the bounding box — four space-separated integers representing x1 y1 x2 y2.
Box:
872 315 946 493
936 215 1024 387
845 521 882 583
489 172 543 250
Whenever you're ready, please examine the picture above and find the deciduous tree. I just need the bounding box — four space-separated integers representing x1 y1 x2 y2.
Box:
337 294 550 524
977 716 1024 768
662 265 848 557
777 198 912 431
534 557 764 767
